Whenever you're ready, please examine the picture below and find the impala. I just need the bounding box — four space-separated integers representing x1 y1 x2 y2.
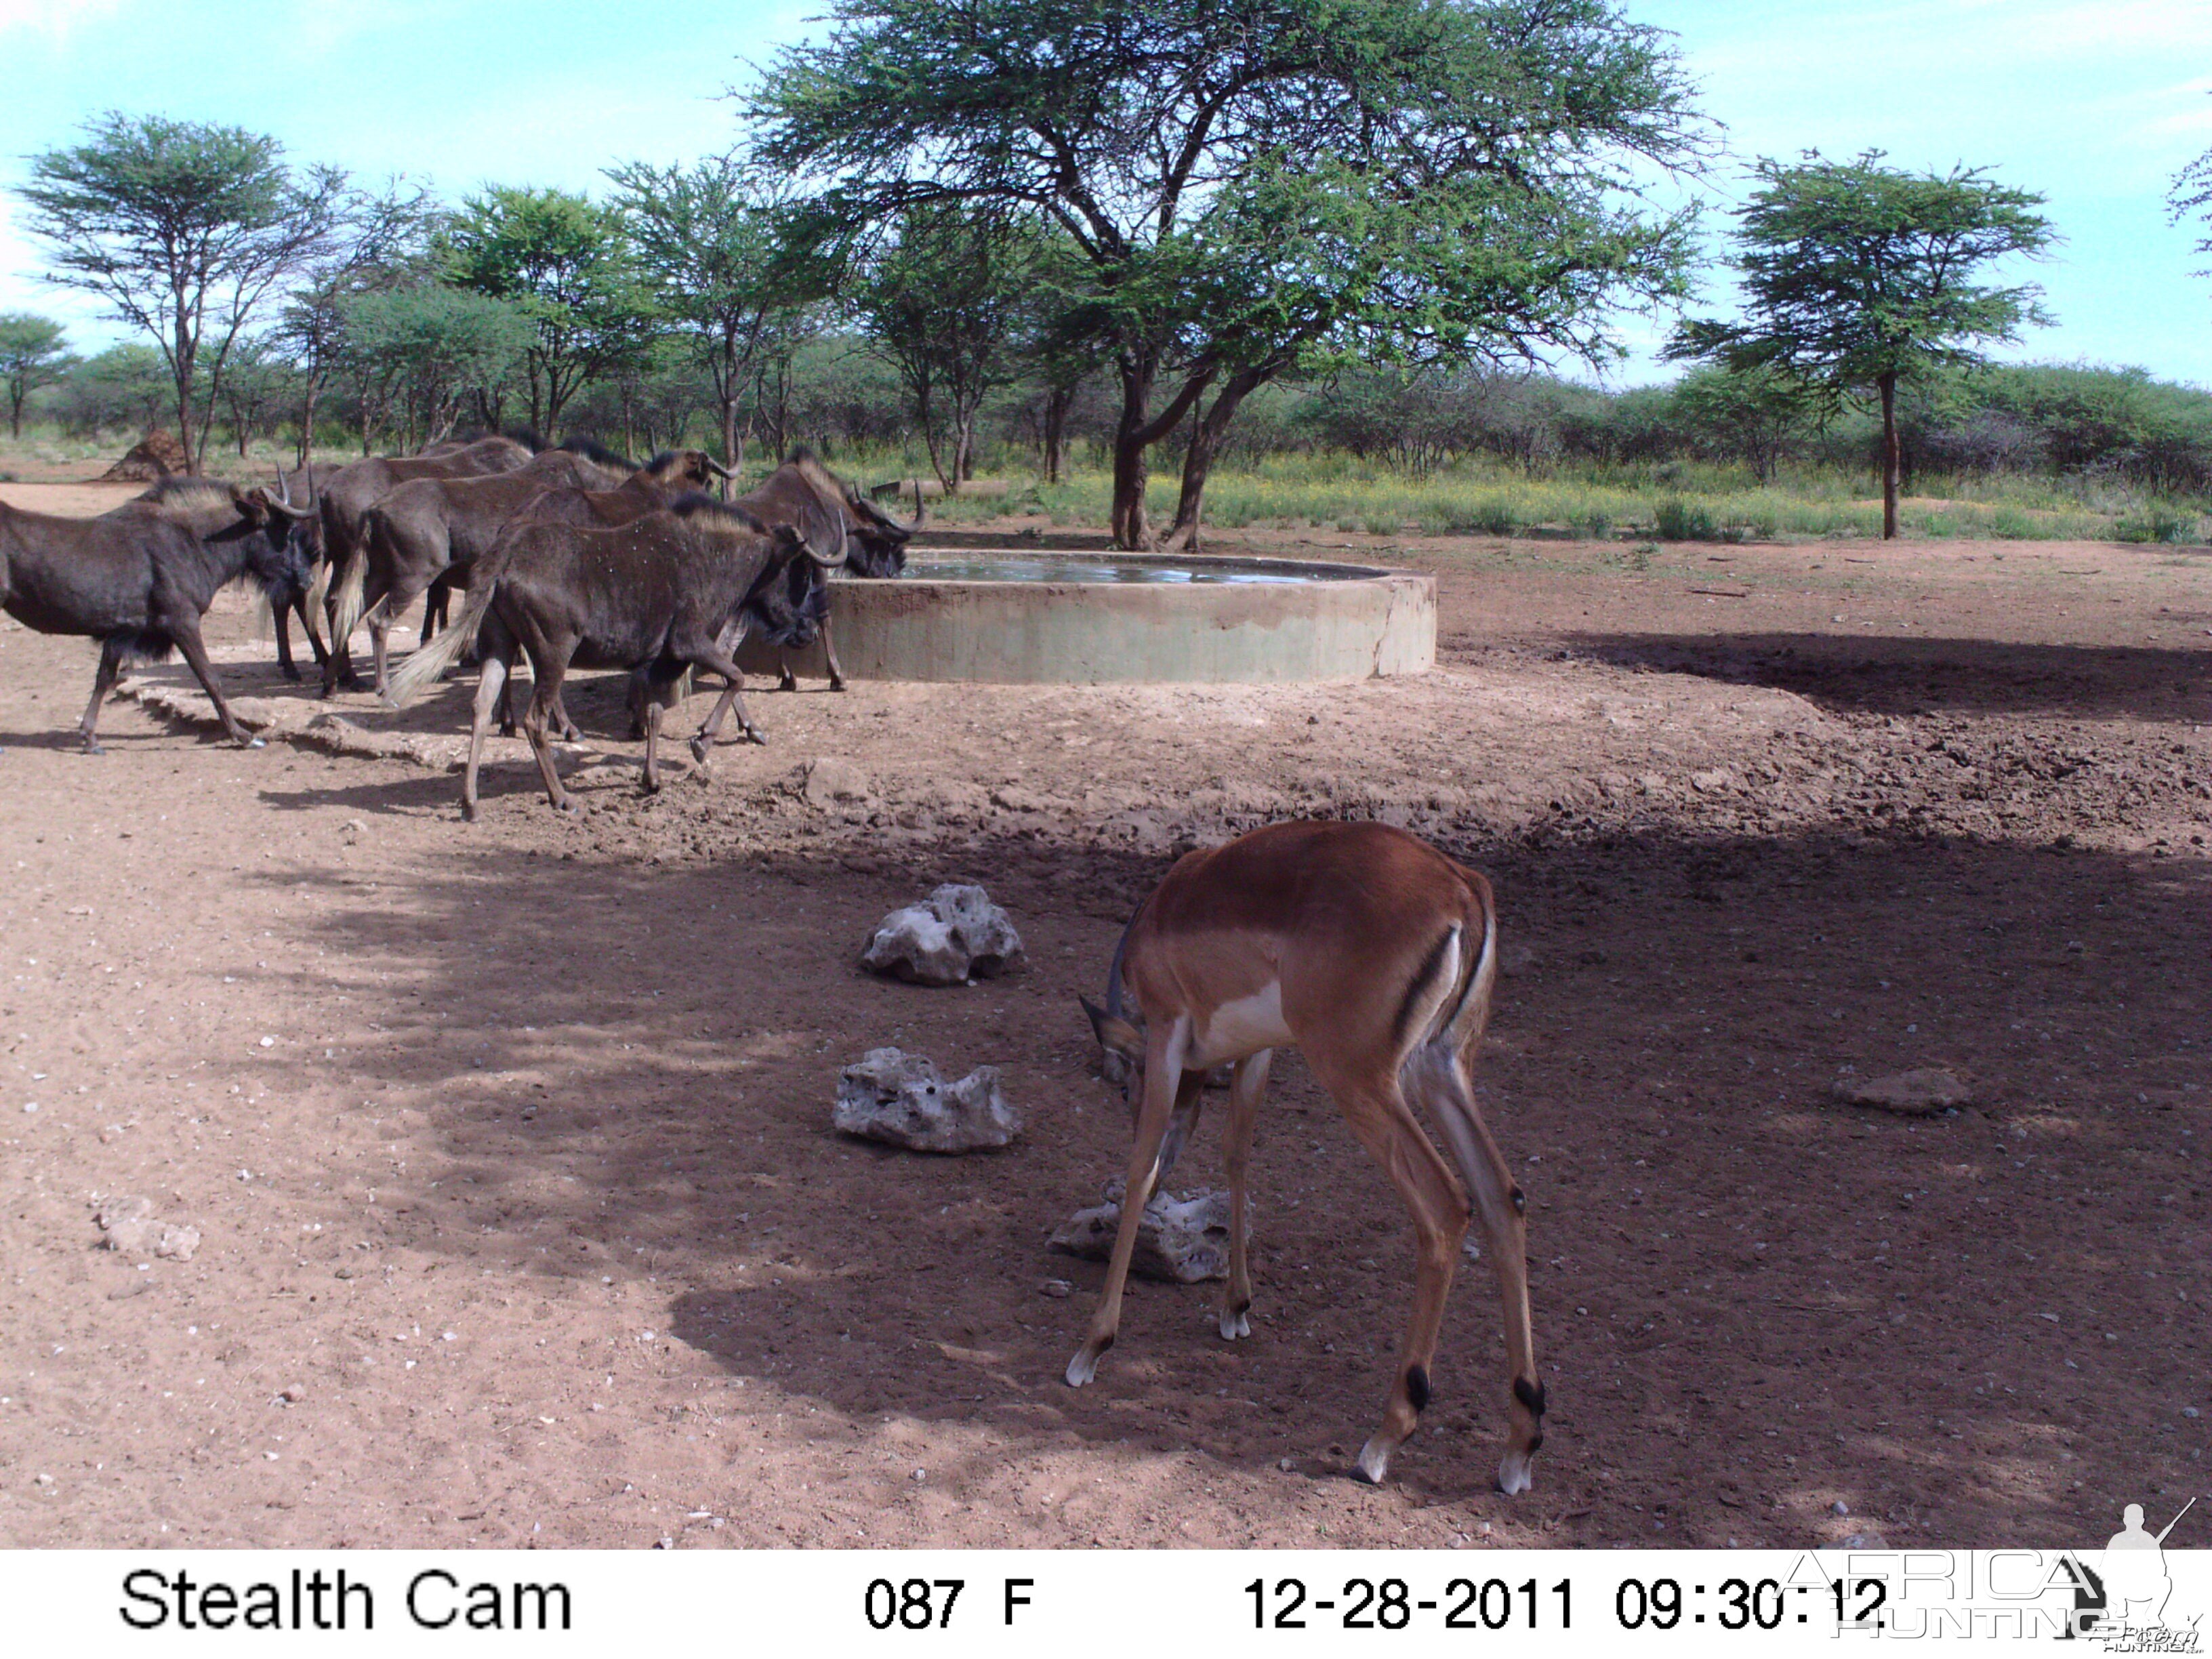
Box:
1073 819 1545 1492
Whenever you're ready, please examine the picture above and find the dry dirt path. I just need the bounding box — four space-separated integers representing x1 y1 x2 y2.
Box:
0 515 2205 1551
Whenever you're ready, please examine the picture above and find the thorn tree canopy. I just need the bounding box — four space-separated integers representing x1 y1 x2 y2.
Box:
1667 150 2054 539
445 186 655 438
750 0 1708 548
0 314 75 440
16 112 346 470
606 157 829 476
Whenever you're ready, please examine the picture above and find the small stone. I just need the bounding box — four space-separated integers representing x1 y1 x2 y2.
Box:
340 818 367 846
154 1225 199 1262
2185 1406 2200 1419
1278 1458 1296 1473
21 1102 36 1114
259 1036 275 1048
860 884 1024 986
1038 1278 1073 1300
279 1386 306 1404
1832 1068 1971 1115
1049 1183 1235 1283
1498 944 1536 978
1832 1500 1851 1517
833 1048 1021 1153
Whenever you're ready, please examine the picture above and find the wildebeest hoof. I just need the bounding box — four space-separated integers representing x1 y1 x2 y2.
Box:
775 674 798 693
81 740 105 756
830 679 847 693
741 724 769 746
282 665 303 683
462 802 479 823
240 736 266 750
687 735 711 766
552 799 578 815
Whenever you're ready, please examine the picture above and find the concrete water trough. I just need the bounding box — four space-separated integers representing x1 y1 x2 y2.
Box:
738 550 1435 684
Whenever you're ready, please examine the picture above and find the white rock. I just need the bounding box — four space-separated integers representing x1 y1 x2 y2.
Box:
1048 1183 1235 1283
860 884 1024 986
833 1048 1021 1153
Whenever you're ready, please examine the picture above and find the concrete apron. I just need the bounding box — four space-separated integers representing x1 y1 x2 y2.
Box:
739 567 1436 684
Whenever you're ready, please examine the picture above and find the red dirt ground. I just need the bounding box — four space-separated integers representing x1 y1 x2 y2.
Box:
0 485 2206 1552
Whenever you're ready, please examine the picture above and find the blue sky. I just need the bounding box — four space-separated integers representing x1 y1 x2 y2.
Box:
3 0 2209 388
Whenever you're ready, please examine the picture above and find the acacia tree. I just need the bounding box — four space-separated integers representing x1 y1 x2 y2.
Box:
15 112 345 469
0 314 74 438
607 157 823 476
1668 150 2054 538
2171 121 2212 283
338 286 532 452
753 0 1704 548
273 180 436 464
445 186 654 436
1669 364 1818 483
855 204 1036 491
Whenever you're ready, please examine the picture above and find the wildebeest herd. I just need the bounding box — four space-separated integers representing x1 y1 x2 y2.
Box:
0 437 1547 1494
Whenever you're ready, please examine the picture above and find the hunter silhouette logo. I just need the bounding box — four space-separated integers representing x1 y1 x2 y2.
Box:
2060 1496 2202 1647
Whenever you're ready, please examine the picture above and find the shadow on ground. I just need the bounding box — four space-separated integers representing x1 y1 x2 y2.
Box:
258 796 2211 1542
1564 632 2212 723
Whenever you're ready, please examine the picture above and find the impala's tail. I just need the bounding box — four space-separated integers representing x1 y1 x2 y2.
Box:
385 581 493 708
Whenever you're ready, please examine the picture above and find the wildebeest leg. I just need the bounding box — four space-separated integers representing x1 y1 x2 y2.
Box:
691 674 764 758
77 636 128 754
775 649 798 692
462 638 511 823
640 693 665 795
421 573 451 649
274 602 302 682
170 616 264 749
521 651 576 813
820 613 846 692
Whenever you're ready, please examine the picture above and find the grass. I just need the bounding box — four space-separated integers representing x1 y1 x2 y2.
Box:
4 426 2205 545
905 455 2190 544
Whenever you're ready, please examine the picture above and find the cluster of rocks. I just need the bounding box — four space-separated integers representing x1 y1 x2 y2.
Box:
92 1194 199 1261
839 884 1244 1272
833 1048 1021 1153
859 883 1025 987
1832 1067 1971 1116
1048 1181 1235 1284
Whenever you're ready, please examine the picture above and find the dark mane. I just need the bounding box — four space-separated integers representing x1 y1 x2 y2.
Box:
562 435 636 469
667 491 772 535
133 476 234 507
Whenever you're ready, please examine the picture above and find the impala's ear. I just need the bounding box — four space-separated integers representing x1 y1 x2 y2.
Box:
1079 994 1143 1060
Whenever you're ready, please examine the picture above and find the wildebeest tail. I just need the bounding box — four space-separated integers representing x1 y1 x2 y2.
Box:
385 580 493 708
327 526 372 644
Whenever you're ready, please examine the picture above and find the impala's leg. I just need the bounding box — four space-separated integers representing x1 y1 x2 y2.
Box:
1218 1048 1272 1340
1067 1017 1189 1387
1415 1046 1544 1494
462 640 510 823
1309 1054 1469 1485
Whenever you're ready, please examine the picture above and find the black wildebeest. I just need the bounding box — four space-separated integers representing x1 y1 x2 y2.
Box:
314 432 535 691
0 478 319 752
386 493 846 819
331 444 652 695
668 450 922 752
737 449 920 691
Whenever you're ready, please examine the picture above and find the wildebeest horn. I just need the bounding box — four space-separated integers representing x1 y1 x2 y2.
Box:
798 502 849 569
706 457 733 479
260 489 314 522
274 468 291 506
912 479 927 529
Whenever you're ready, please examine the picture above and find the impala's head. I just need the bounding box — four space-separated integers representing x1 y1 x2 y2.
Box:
1079 928 1145 1106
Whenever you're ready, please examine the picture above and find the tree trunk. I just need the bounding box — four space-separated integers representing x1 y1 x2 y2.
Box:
720 395 739 484
1162 367 1268 553
297 383 320 468
8 387 22 440
1109 358 1156 549
1879 371 1900 541
1042 386 1071 485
